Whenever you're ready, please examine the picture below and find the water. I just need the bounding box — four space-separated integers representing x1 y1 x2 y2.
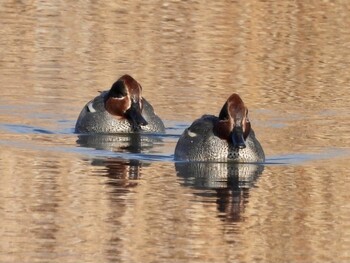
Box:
1 1 350 262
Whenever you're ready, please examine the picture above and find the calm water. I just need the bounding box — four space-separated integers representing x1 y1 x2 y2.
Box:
1 1 350 262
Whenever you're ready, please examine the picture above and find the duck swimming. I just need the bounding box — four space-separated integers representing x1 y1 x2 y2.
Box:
75 74 165 134
174 93 264 162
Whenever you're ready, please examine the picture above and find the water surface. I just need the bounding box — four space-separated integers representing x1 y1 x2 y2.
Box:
1 1 350 262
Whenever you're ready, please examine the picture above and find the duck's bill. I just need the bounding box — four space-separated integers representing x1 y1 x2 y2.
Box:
125 101 148 130
231 126 246 149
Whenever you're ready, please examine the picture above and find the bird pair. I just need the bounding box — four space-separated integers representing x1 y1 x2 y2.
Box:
75 75 265 163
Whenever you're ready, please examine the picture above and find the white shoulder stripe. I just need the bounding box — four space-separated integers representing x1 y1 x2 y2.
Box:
187 130 197 137
87 102 96 113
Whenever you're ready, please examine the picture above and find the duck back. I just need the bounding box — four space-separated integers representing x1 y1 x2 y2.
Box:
174 115 264 162
75 93 164 134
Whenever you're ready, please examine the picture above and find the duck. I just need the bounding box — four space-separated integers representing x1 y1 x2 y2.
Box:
75 74 165 134
174 93 265 162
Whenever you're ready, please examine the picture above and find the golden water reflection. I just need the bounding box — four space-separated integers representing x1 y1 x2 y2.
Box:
1 145 349 262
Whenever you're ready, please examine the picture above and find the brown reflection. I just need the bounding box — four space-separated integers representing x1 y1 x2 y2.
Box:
85 157 144 262
28 158 62 261
77 132 159 260
77 133 146 194
175 162 264 223
90 157 142 188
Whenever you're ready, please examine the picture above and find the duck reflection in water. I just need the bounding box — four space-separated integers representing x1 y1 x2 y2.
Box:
90 158 143 189
175 162 264 222
76 133 163 154
76 133 159 187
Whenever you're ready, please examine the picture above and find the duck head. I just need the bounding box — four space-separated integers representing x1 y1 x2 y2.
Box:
215 93 251 149
105 74 148 131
